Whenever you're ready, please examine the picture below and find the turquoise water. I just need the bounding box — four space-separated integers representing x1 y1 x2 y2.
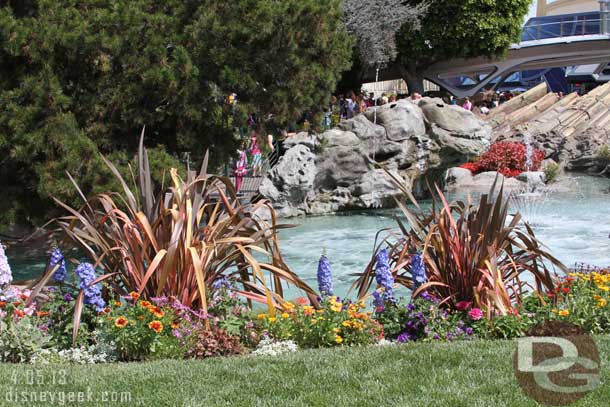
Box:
7 174 610 298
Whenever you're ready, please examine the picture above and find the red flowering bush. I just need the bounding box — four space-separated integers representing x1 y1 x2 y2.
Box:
460 142 545 178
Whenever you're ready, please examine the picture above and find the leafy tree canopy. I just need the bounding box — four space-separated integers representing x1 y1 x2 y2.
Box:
396 0 531 92
0 0 352 227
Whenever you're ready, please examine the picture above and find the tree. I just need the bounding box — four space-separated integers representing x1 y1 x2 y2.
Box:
0 1 353 227
396 0 531 93
189 0 352 129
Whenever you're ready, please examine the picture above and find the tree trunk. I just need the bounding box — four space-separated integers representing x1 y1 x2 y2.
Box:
400 66 425 95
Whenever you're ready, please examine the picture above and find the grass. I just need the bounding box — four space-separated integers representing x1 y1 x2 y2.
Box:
0 337 609 406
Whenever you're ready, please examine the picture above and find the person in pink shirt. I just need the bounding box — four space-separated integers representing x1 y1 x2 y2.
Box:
249 130 262 177
462 97 473 111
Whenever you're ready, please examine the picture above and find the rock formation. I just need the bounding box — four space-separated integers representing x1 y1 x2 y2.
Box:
260 98 491 217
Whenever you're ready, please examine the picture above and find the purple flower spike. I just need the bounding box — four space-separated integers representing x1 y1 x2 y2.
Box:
317 255 333 296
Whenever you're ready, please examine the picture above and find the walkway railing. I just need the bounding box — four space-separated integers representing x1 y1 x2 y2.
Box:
521 18 605 42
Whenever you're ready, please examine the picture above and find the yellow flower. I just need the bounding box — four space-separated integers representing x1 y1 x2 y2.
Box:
281 312 290 319
330 304 342 312
317 309 324 314
551 309 558 314
310 318 317 324
268 317 276 323
597 299 608 308
335 335 343 344
283 302 295 311
599 285 610 292
257 313 267 320
333 328 341 333
558 310 570 317
303 306 314 316
341 321 352 327
593 295 602 301
113 301 122 307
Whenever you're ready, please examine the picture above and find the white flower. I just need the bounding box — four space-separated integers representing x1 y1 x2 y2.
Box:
375 338 395 347
252 338 298 356
0 241 12 288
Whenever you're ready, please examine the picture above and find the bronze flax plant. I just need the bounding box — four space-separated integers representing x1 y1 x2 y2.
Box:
35 129 316 343
351 172 566 316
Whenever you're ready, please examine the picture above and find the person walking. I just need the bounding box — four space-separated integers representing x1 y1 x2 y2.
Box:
233 144 248 192
249 130 263 177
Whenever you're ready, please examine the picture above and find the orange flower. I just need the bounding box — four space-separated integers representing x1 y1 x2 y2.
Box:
0 301 7 308
149 306 165 318
114 301 122 307
35 311 49 317
114 316 129 328
148 320 163 333
138 316 144 320
295 297 309 306
129 291 140 300
139 300 152 309
12 301 21 307
19 293 28 301
14 310 25 318
171 322 179 329
103 307 111 314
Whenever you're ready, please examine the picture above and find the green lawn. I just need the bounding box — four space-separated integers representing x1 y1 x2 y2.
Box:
0 337 609 406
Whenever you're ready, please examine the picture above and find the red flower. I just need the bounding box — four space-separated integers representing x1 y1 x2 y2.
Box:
0 301 6 308
35 311 49 317
295 297 309 306
562 287 570 294
455 301 472 311
13 310 25 318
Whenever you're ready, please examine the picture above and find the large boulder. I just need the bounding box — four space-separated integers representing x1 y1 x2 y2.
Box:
261 97 492 216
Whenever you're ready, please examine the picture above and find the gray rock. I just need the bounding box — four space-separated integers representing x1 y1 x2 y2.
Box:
260 97 494 217
445 167 473 186
516 171 546 186
282 132 317 150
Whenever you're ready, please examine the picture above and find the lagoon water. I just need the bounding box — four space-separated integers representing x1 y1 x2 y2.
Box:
7 174 610 298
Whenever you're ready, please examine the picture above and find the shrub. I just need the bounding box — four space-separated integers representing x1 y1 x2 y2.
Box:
542 272 610 334
256 297 383 348
96 294 183 361
353 174 566 316
543 162 560 183
185 327 243 359
597 145 610 162
374 296 481 342
461 142 545 177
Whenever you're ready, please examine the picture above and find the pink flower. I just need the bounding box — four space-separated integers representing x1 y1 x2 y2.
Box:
455 301 472 311
468 308 483 321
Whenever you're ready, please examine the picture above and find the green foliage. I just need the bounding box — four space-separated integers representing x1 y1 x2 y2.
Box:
0 0 353 226
396 0 531 90
255 297 382 348
190 0 352 127
543 162 561 183
97 299 183 361
597 145 610 162
0 315 51 363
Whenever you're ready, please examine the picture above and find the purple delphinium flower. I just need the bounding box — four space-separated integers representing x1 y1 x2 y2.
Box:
75 263 105 312
63 293 73 302
375 248 395 303
49 248 66 283
317 255 333 296
410 253 426 291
